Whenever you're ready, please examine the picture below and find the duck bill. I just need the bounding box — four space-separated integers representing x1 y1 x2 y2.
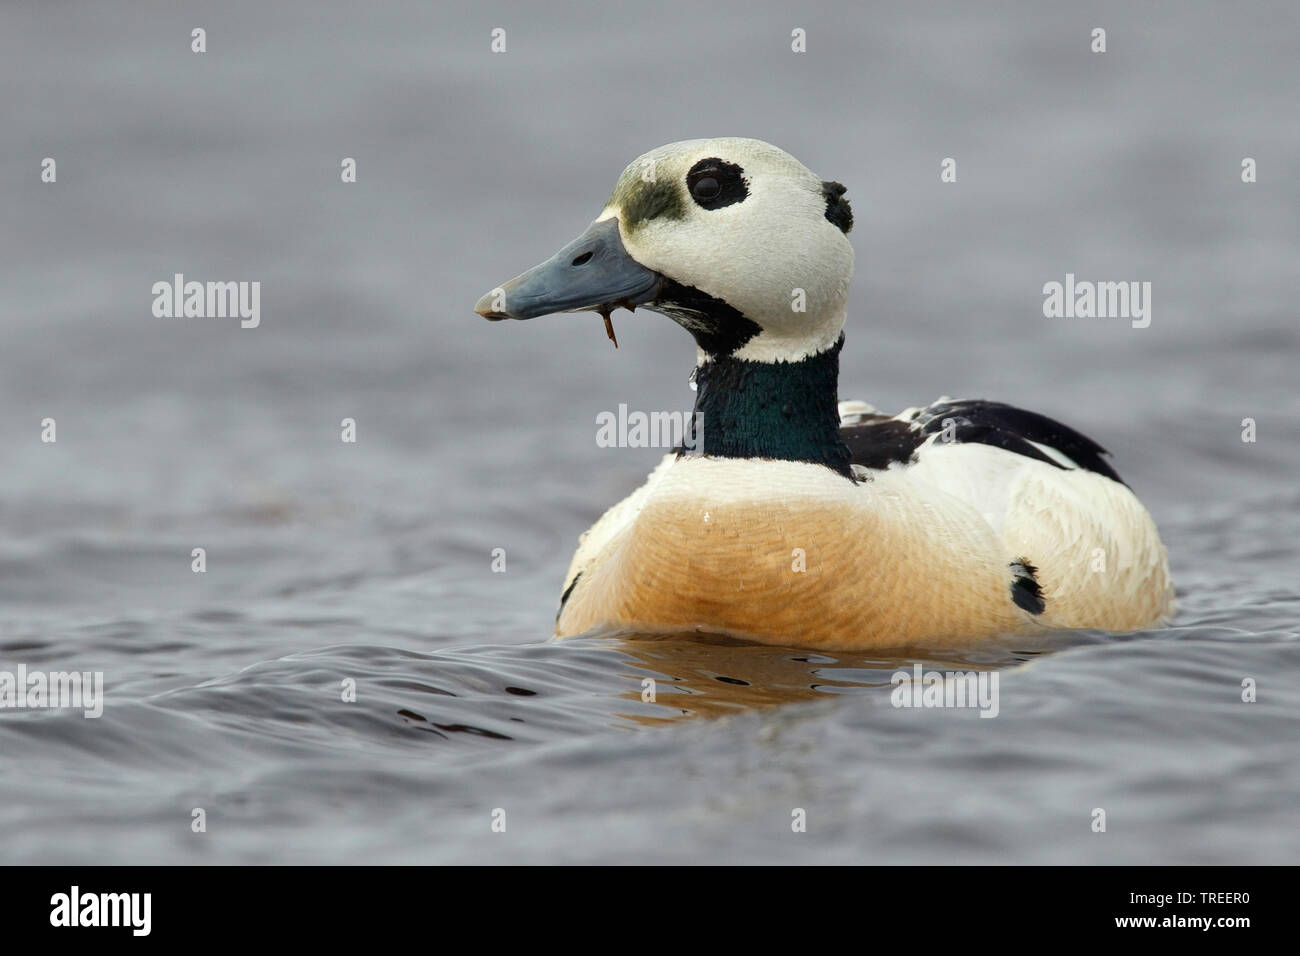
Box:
474 218 661 321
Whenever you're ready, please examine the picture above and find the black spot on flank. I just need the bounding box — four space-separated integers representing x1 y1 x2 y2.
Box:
821 180 853 233
556 571 582 623
687 158 748 210
1010 561 1046 615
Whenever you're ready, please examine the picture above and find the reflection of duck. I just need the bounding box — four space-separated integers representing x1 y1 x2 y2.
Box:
604 632 1022 725
477 138 1174 650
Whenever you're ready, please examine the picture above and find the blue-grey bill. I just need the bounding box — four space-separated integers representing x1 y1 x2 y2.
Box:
474 218 660 321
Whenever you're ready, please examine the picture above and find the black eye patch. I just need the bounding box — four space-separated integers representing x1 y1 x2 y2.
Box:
686 158 748 210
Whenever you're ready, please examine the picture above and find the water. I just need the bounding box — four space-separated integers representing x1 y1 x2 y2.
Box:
1 0 1297 864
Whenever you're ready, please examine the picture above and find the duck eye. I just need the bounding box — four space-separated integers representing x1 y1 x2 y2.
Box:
692 177 720 200
686 158 748 210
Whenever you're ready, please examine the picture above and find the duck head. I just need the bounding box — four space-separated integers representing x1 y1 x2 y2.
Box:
475 137 854 363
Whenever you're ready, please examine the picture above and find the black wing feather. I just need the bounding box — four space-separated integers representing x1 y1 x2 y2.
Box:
841 399 1124 484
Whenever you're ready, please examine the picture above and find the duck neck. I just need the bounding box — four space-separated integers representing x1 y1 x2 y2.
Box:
686 334 853 478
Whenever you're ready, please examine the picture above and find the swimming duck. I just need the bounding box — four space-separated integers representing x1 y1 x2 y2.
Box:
475 138 1173 650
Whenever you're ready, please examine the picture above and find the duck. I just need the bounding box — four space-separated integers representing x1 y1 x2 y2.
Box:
475 137 1173 650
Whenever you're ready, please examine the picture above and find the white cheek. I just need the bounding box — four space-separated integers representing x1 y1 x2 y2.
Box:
617 183 854 360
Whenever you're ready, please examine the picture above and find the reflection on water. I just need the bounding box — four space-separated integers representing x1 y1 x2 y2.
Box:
604 631 1035 723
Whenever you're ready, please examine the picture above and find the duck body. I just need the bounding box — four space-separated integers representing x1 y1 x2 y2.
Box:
477 138 1173 649
555 407 1171 650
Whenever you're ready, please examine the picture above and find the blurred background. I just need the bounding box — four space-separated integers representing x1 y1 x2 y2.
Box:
0 1 1296 864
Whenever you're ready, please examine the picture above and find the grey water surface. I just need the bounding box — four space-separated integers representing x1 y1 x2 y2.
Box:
1 1 1297 864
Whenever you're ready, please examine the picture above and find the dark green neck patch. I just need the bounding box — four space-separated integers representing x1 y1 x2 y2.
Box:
685 335 853 478
609 177 686 231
